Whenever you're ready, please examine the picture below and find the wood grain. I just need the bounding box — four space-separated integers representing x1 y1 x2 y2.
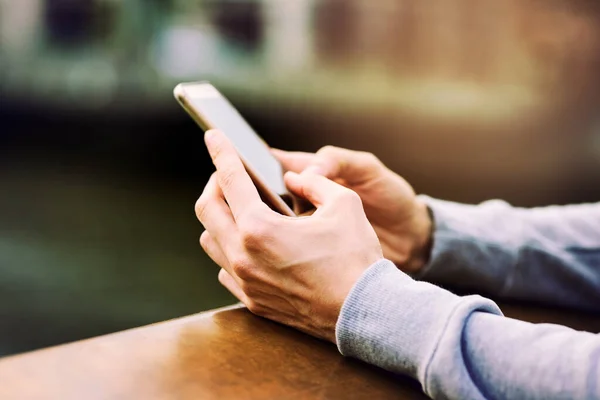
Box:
1 302 598 400
0 305 424 400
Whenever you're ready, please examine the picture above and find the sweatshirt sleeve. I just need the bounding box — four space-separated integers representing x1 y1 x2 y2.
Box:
415 197 600 312
336 259 600 400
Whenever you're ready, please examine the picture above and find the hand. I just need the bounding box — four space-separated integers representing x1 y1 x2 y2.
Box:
196 130 383 343
273 146 432 273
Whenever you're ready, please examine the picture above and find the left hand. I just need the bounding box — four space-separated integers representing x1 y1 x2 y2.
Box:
273 146 432 273
196 130 383 343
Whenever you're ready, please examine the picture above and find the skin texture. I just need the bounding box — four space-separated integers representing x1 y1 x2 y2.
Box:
272 146 433 273
196 130 383 343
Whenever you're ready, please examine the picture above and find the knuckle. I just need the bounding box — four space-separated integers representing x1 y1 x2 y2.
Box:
195 197 209 221
239 215 275 251
210 138 225 158
337 188 362 206
316 145 339 158
217 269 227 285
231 256 255 280
218 169 236 191
245 299 264 315
239 280 259 297
240 230 263 251
360 151 381 166
199 231 210 250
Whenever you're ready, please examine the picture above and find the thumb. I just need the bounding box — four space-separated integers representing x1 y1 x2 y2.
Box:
271 149 315 173
310 146 383 185
284 171 348 208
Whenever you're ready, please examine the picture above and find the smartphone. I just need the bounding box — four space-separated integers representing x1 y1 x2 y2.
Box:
174 82 296 216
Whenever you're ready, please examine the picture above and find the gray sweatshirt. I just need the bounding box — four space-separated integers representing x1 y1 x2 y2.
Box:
336 198 600 400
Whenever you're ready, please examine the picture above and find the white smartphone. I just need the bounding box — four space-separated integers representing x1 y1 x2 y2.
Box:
174 82 296 216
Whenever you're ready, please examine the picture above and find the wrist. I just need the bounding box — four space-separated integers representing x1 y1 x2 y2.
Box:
399 199 434 273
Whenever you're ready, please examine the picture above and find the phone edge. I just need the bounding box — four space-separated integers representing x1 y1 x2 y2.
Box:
173 82 297 217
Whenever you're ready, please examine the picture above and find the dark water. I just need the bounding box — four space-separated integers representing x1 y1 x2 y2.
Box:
0 108 237 356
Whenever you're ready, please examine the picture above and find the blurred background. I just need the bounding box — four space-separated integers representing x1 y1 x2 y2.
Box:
1 0 600 357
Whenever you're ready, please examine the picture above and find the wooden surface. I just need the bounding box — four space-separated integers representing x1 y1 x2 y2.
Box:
1 302 599 400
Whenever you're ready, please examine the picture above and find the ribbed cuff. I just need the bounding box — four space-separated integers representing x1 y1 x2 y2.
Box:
414 195 516 291
414 195 476 280
336 259 501 391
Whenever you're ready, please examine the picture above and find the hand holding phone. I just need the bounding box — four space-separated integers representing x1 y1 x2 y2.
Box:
174 82 296 216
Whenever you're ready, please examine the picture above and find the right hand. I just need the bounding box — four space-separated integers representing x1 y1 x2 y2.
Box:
196 131 383 342
273 146 433 273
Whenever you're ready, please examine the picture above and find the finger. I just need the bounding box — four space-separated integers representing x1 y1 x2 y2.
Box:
312 146 383 185
284 171 351 208
204 130 262 220
271 149 316 173
200 230 230 270
195 173 238 255
200 220 243 288
218 269 249 304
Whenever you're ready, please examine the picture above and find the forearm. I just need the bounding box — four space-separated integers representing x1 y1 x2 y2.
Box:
415 197 600 311
462 312 599 400
337 260 600 400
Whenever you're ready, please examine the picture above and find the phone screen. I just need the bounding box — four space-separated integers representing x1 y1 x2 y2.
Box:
184 84 288 198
